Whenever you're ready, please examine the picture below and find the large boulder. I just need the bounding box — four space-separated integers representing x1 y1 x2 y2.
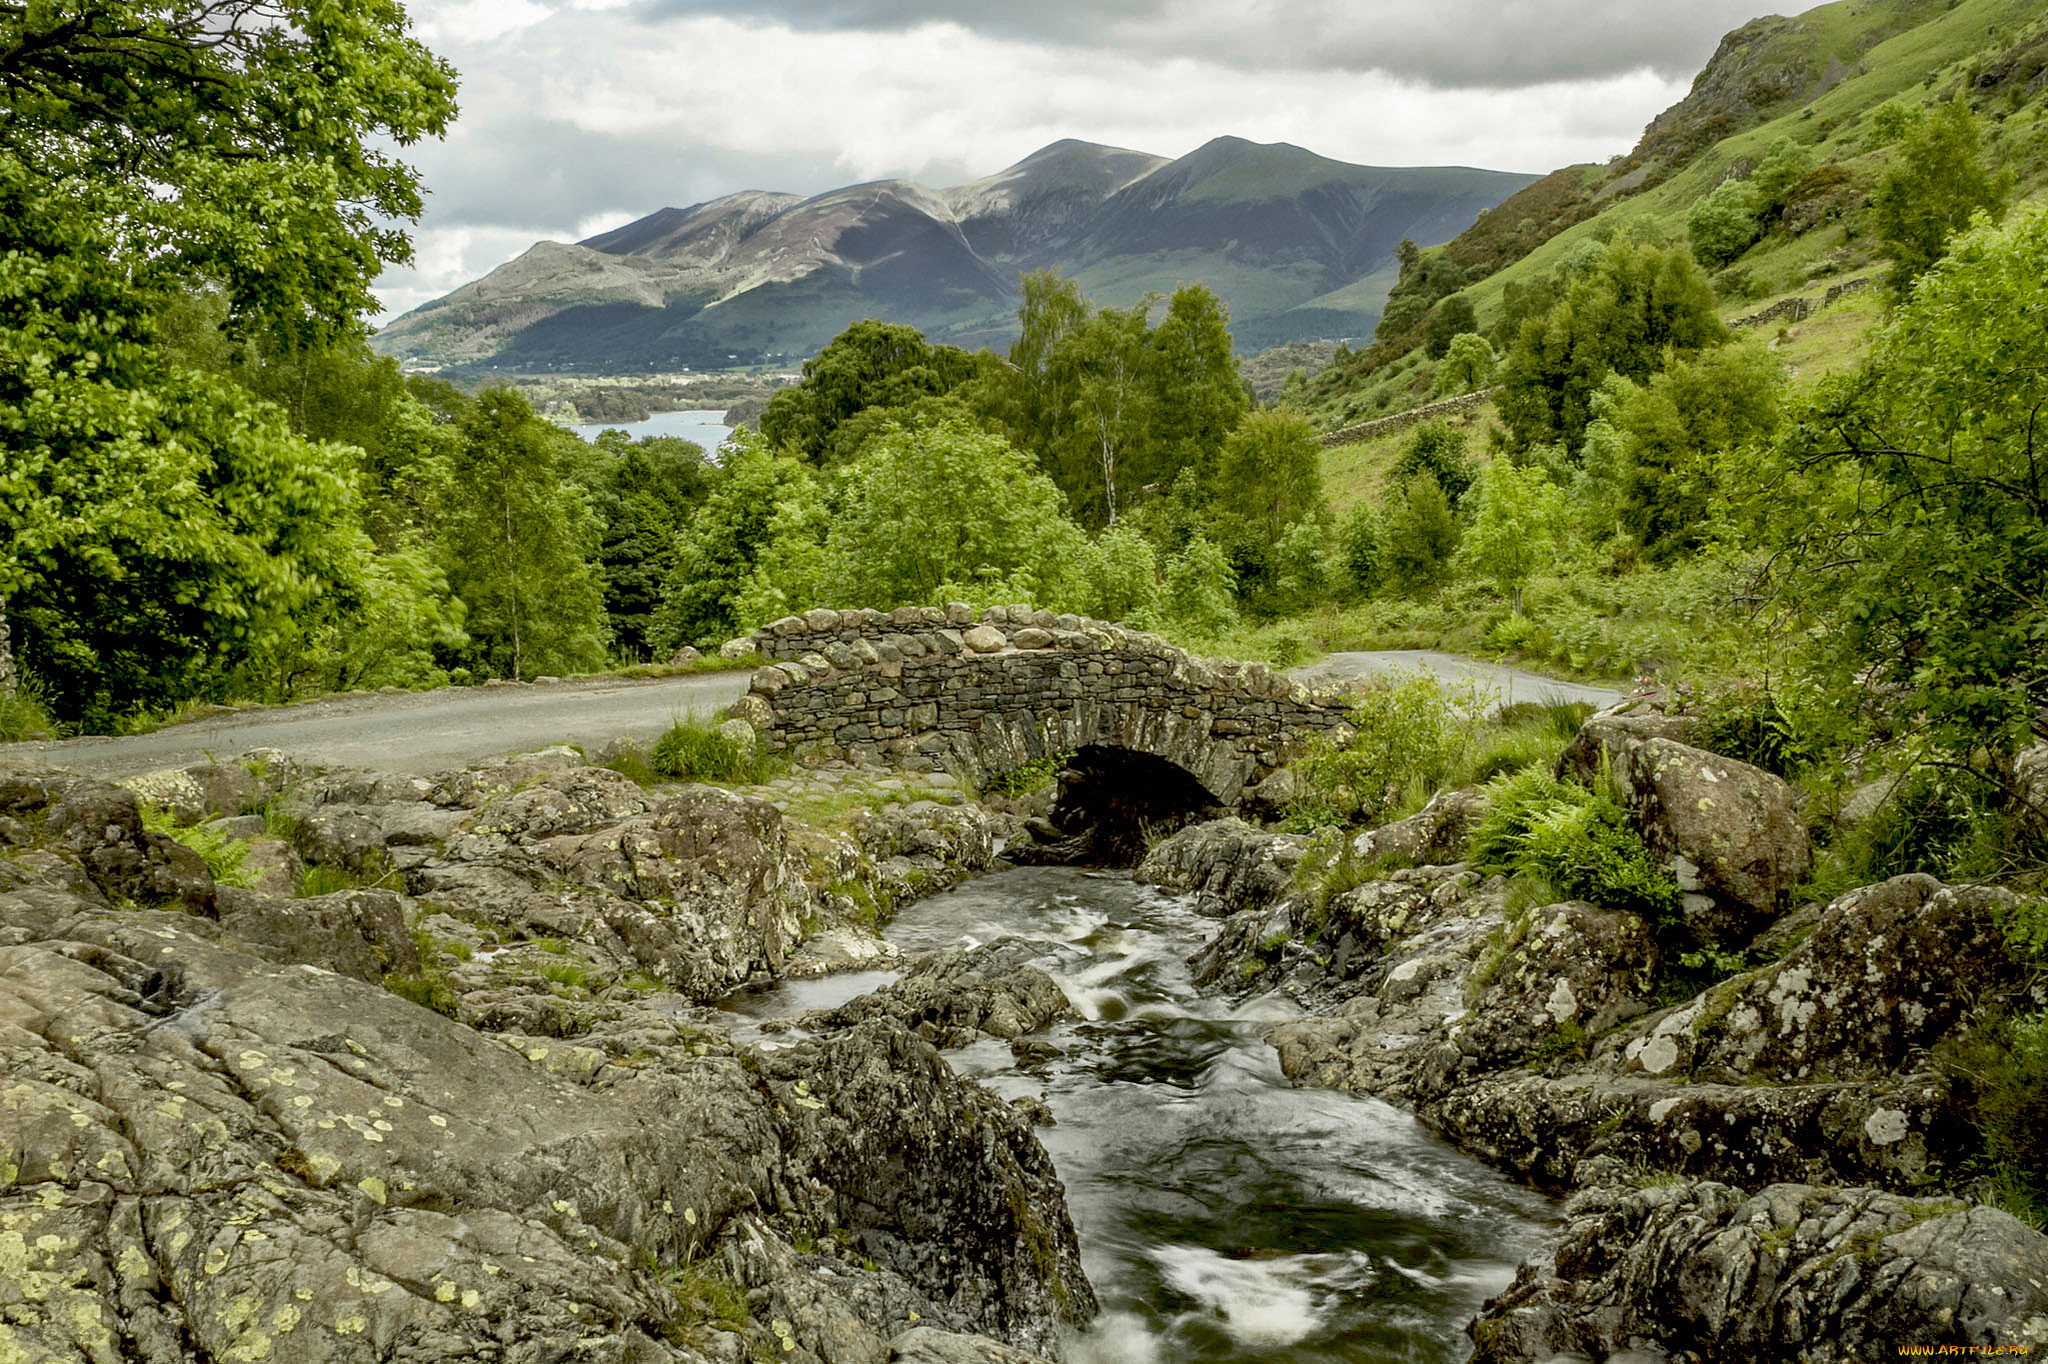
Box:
214 885 423 983
755 1019 1097 1355
1562 730 1809 942
1136 817 1306 917
1617 875 2034 1086
1471 1180 2048 1362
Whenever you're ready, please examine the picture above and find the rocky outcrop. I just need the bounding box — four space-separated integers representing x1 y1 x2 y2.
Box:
1472 1181 2048 1362
0 754 1094 1363
800 942 1074 1046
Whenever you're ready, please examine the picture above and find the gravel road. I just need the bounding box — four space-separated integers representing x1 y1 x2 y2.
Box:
0 672 751 780
1 650 1617 782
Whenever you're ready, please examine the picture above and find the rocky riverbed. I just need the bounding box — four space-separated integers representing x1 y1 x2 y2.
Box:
3 695 2047 1361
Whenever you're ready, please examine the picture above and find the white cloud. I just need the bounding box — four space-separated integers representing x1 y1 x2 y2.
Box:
372 0 1770 325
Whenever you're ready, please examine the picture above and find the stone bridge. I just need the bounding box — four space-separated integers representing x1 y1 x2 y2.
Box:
737 605 1352 807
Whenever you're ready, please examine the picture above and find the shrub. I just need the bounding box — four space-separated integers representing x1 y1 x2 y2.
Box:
1286 670 1479 828
139 805 259 888
649 717 777 784
1468 765 1682 922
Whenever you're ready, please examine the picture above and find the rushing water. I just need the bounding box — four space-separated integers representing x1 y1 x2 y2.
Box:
724 866 1553 1362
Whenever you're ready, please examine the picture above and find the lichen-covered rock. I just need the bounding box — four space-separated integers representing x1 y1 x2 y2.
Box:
1136 817 1306 917
1618 875 2035 1086
1420 1068 1959 1194
448 764 653 852
803 942 1072 1046
1553 699 1703 779
1470 1180 2048 1362
1452 900 1660 1074
215 885 422 983
120 759 266 824
755 1020 1097 1355
1349 784 1488 867
0 763 214 913
1565 731 1809 941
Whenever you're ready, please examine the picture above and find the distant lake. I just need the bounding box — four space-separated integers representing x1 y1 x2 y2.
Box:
564 408 732 454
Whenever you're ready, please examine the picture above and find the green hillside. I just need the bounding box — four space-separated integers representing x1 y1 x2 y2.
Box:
1294 0 2048 428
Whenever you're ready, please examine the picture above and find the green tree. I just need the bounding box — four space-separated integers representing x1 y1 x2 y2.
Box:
1384 474 1461 590
1455 460 1569 610
1431 332 1496 398
1144 285 1251 495
1212 411 1326 544
1160 536 1239 640
829 419 1085 609
1389 422 1476 505
1687 177 1764 268
1495 237 1729 451
759 320 982 463
992 273 1244 528
1871 100 2012 297
570 433 715 658
1616 343 1782 561
0 0 456 719
1337 502 1387 600
440 391 607 680
1423 295 1479 359
1772 211 2048 763
655 431 823 649
1070 524 1163 626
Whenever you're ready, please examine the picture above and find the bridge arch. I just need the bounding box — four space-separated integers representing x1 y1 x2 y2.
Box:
738 605 1351 808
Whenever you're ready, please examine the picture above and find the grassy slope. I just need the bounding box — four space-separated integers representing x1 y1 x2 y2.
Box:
1301 0 2048 427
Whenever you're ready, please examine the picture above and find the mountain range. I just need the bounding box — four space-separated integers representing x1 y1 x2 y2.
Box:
371 137 1537 373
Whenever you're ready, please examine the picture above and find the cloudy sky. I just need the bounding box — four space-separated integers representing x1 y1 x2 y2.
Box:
372 0 1785 326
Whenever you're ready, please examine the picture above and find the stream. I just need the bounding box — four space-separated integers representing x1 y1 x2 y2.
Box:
722 866 1554 1362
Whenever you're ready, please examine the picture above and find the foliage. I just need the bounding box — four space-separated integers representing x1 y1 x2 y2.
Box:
439 391 608 680
139 806 258 889
1871 100 2012 296
1456 459 1569 607
983 752 1071 798
1158 535 1240 640
829 419 1084 610
1430 332 1496 398
759 320 983 464
655 432 825 649
1286 671 1479 828
1945 1003 2048 1228
1769 211 2048 765
1423 295 1479 359
384 968 460 1018
1336 502 1386 600
1495 237 1730 451
1212 410 1326 544
0 0 456 727
1688 178 1765 268
571 432 716 659
1070 525 1163 627
1467 766 1683 922
648 718 778 785
0 673 56 742
1614 342 1783 562
991 272 1247 529
1384 474 1461 590
1389 422 1476 504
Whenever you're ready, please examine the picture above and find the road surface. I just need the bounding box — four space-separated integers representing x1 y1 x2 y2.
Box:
1289 650 1624 713
1 651 1618 782
0 673 752 780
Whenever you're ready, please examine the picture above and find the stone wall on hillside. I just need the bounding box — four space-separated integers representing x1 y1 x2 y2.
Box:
1319 387 1495 448
745 606 1352 802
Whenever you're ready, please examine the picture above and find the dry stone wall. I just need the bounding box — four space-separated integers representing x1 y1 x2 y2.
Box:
743 605 1352 802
